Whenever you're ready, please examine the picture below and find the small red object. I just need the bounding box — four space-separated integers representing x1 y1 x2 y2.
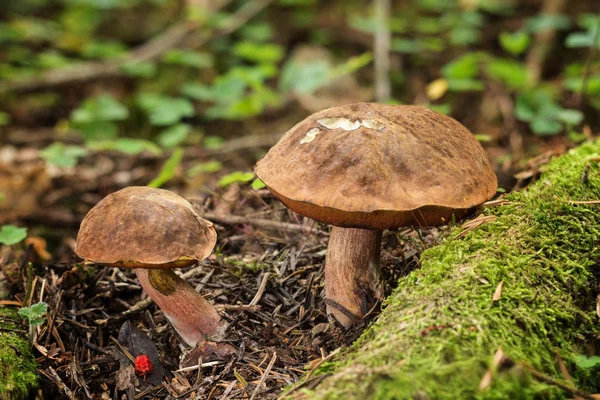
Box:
134 354 153 377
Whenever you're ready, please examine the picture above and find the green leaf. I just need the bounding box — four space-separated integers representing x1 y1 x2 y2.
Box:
218 171 255 187
239 22 273 42
158 124 190 148
181 82 216 102
137 94 195 126
71 95 129 123
30 302 48 315
427 103 451 115
446 78 485 92
391 38 422 54
486 58 528 89
442 53 481 79
0 112 11 126
565 32 597 48
574 355 600 369
81 40 126 59
0 225 27 245
279 60 331 93
251 178 266 189
18 302 48 326
188 160 222 176
148 148 184 188
515 95 536 122
526 14 571 33
39 143 88 167
499 31 530 56
121 61 157 78
557 109 584 126
162 49 212 68
87 138 162 155
76 121 119 142
330 53 373 79
530 117 562 136
564 75 600 95
233 41 284 64
0 192 4 202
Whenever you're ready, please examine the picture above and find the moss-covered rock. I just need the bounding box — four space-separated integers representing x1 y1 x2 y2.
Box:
0 306 37 399
291 140 600 399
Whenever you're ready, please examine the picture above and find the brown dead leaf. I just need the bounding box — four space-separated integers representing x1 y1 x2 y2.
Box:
26 236 52 260
455 215 497 239
493 280 504 302
479 347 507 391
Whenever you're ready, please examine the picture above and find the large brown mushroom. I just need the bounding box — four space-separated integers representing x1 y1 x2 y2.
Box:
75 186 226 346
255 103 497 328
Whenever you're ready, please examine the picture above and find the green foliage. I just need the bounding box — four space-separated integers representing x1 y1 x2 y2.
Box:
499 31 530 56
218 171 255 187
39 143 89 167
70 95 129 141
565 14 600 49
86 138 161 155
162 49 212 68
251 178 266 189
18 302 48 327
0 225 27 245
574 355 600 369
136 94 195 126
157 124 190 148
148 148 184 188
0 307 38 399
515 89 583 135
0 112 11 126
188 160 223 176
121 61 157 78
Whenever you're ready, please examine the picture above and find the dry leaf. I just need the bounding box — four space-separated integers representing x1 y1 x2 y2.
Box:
493 280 504 302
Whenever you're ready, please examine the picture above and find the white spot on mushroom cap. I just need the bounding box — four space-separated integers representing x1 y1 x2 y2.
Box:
361 119 386 131
317 117 385 132
300 128 321 144
318 118 361 131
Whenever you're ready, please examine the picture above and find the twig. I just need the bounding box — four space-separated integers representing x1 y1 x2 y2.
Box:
204 213 325 235
566 200 600 204
520 361 596 400
374 0 391 102
249 273 271 306
250 352 277 400
305 348 341 381
47 366 74 398
95 297 153 325
173 360 223 373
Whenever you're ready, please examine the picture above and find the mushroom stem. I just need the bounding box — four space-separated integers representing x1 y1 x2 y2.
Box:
325 227 383 329
134 268 226 346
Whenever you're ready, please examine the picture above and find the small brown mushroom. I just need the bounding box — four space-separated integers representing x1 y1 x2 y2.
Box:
255 103 497 329
75 186 226 346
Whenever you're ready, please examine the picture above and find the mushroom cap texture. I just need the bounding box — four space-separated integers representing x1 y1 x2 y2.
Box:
75 186 217 268
255 103 498 230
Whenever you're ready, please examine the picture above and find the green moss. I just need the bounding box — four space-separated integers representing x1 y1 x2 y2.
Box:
291 140 600 399
0 306 37 399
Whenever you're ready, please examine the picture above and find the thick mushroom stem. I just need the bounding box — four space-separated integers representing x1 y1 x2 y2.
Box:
134 268 226 346
325 227 384 329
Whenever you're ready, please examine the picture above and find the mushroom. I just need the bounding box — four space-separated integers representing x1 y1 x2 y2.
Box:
75 186 226 346
255 103 497 329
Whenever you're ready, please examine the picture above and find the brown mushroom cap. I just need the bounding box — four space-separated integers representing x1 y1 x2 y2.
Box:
75 186 216 268
255 103 497 230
